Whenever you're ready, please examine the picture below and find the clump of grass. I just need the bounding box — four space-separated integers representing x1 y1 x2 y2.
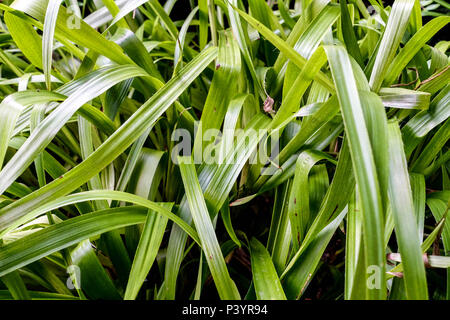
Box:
0 0 448 300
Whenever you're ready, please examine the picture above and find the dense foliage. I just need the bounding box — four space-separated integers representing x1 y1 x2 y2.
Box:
0 0 448 300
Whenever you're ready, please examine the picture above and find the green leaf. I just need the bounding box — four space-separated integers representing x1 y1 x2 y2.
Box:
124 203 173 300
0 206 149 278
1 271 30 300
325 44 386 299
402 84 450 157
271 46 328 131
249 237 286 300
288 150 332 250
0 90 65 171
384 16 450 86
195 31 241 150
266 182 292 273
70 240 122 300
369 0 416 92
4 11 43 68
387 120 428 300
282 207 348 299
42 0 63 90
178 156 241 300
411 118 450 173
340 0 364 67
379 88 430 110
220 199 241 247
345 192 363 299
0 190 198 244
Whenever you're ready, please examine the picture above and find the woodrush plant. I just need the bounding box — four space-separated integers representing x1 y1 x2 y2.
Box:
0 0 448 301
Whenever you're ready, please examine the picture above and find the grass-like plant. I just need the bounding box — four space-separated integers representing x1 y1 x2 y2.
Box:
0 0 448 300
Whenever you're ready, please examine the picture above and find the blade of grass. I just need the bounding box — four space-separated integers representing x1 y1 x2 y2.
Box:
178 156 241 300
386 120 428 299
325 44 386 299
369 0 415 92
249 237 286 300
